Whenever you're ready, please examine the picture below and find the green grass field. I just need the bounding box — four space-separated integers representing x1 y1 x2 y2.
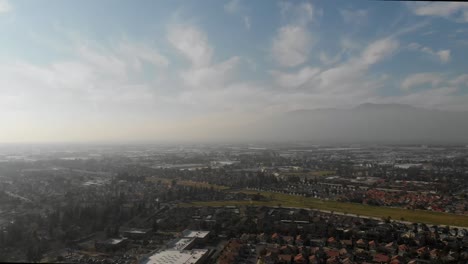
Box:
180 190 468 227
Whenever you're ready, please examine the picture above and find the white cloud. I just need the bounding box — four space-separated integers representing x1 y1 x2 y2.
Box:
271 2 316 68
340 37 361 53
116 41 169 69
279 1 314 26
0 0 11 13
378 73 468 111
167 24 213 67
401 73 443 91
437 50 451 64
224 0 251 30
409 43 422 50
327 39 368 68
272 25 312 67
360 38 399 65
167 24 242 90
408 2 468 22
270 37 399 110
181 56 241 89
77 45 128 78
451 74 468 86
408 43 451 64
244 16 251 30
311 58 387 99
0 37 172 123
4 4 468 142
340 9 367 25
0 60 154 119
175 81 271 113
4 30 453 126
271 67 320 89
296 2 314 25
224 0 240 14
319 52 341 66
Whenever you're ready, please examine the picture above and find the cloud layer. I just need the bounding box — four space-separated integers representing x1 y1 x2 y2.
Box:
408 2 468 22
0 0 467 142
0 0 11 13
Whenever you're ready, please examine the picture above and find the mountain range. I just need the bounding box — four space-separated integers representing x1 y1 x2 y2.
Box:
245 103 468 144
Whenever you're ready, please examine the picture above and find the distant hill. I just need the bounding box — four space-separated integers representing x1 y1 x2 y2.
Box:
245 103 468 144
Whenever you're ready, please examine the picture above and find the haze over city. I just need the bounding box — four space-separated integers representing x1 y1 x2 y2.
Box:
1 1 468 264
1 0 468 143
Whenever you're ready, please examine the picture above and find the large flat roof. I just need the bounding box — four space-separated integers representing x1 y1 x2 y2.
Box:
143 249 208 264
168 238 195 250
181 230 210 239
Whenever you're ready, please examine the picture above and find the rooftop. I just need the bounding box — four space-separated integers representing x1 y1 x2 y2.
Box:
143 249 209 264
181 230 210 239
168 238 195 250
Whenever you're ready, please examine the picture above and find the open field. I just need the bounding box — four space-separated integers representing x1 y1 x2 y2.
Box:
148 177 467 227
180 190 468 227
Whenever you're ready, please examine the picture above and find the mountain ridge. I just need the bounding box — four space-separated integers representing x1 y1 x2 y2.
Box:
246 103 468 144
286 103 459 115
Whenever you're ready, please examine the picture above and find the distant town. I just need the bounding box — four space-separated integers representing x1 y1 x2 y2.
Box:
0 143 467 263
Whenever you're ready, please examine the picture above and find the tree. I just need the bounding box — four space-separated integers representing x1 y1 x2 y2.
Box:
105 227 112 238
26 243 42 263
152 220 159 232
114 225 120 237
384 216 391 223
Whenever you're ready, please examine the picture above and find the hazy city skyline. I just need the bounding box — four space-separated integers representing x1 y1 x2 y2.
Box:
1 0 468 143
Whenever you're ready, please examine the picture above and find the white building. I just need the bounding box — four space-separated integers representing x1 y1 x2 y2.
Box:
168 237 196 250
142 249 209 264
181 230 210 241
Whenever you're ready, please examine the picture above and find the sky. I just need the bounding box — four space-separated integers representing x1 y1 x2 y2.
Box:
1 0 468 143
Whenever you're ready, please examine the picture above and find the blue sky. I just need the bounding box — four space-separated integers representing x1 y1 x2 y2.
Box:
1 0 468 142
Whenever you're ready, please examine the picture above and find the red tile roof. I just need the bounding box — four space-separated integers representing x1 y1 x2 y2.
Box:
373 253 390 263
